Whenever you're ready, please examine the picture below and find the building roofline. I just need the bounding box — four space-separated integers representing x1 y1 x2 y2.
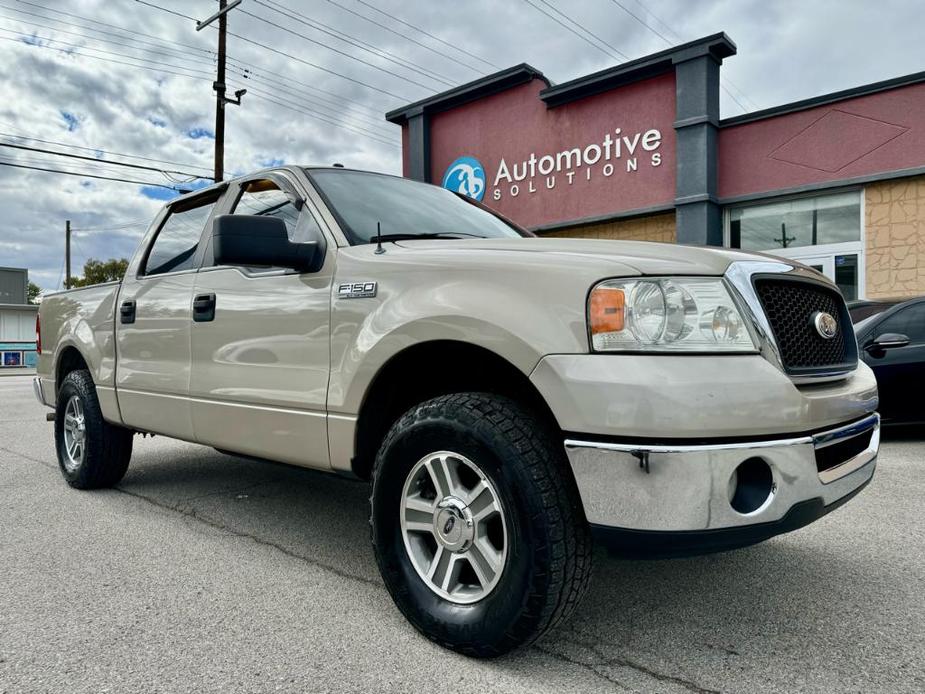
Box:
385 64 549 124
0 303 37 311
385 33 737 123
540 32 736 108
720 69 925 127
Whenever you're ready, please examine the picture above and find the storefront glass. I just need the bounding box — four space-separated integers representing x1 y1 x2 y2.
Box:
727 191 864 299
729 191 861 251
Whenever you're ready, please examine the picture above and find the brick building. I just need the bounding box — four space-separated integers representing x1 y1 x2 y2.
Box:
386 33 925 301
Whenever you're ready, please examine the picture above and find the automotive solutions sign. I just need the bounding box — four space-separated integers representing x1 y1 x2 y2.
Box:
429 72 676 228
442 128 663 203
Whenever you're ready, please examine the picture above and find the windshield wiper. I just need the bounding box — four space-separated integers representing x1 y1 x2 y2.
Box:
372 232 483 243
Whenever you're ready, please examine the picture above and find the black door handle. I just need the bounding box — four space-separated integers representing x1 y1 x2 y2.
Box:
120 300 136 324
193 293 216 322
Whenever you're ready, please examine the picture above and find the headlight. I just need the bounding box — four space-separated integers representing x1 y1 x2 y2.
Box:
588 278 756 352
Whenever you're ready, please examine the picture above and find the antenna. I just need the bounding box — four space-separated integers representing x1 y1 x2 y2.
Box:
374 221 385 254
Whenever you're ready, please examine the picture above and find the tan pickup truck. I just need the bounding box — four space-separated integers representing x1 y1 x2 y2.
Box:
35 166 880 657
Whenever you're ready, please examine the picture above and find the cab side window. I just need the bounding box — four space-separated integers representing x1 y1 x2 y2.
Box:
231 178 321 244
144 198 217 276
878 304 925 344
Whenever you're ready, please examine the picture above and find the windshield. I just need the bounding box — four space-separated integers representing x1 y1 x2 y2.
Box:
307 169 528 245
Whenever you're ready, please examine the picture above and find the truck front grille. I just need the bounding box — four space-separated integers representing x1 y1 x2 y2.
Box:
754 278 857 375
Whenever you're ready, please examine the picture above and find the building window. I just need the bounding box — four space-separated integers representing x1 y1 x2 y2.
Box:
726 190 864 301
729 191 861 251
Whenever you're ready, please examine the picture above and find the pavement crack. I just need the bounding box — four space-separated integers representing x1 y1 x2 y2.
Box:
533 645 631 690
542 630 722 694
174 480 278 504
1 444 381 590
113 485 382 589
0 446 57 471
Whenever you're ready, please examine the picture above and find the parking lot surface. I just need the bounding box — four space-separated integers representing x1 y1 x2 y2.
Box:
1 374 923 693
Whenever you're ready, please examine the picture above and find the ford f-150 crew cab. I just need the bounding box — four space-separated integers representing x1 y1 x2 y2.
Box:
34 166 880 657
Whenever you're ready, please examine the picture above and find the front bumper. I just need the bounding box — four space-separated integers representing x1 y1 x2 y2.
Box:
565 413 879 551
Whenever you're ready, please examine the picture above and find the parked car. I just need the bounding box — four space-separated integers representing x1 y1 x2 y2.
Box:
34 166 880 657
850 296 925 424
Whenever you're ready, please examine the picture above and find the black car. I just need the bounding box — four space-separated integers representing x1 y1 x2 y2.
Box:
849 296 925 424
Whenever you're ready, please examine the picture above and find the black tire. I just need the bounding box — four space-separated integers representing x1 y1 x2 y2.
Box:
54 369 133 489
370 392 592 657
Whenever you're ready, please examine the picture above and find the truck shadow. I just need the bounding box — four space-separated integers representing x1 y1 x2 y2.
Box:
120 440 915 689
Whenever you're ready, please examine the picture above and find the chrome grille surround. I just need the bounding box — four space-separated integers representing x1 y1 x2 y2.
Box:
723 261 859 384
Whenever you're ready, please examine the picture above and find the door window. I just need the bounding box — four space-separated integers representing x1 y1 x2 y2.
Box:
144 197 217 276
231 178 320 243
878 303 925 344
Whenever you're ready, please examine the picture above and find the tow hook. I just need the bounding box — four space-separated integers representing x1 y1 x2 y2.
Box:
45 412 55 422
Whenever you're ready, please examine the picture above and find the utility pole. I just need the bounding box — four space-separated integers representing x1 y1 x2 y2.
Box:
197 0 245 183
65 219 71 289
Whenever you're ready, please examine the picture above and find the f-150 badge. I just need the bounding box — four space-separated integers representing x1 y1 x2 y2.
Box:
338 282 377 299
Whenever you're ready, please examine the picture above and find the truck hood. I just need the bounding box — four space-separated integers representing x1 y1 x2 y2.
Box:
392 237 774 276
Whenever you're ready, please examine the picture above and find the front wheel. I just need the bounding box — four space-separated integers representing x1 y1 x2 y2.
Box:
370 393 592 657
54 369 133 489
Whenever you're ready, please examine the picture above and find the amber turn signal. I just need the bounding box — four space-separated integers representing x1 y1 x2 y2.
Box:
589 286 625 334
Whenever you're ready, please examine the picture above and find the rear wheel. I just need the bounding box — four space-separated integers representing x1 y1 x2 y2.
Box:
370 392 592 657
54 369 133 489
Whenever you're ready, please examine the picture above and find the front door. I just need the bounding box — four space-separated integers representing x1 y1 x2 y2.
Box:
116 190 221 440
189 174 334 468
773 250 861 301
862 302 925 423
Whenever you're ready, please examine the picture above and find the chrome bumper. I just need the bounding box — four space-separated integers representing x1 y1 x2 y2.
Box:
565 413 879 532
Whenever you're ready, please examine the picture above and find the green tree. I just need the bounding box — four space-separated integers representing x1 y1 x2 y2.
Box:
66 258 129 288
27 281 41 304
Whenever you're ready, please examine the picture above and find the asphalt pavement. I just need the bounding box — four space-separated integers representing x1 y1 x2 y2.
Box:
1 374 923 693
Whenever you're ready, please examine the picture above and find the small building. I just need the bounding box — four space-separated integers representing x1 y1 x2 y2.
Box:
0 267 38 369
386 33 925 301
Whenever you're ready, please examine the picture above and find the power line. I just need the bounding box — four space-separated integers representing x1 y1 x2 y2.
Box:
0 25 215 78
604 0 757 113
350 0 501 70
225 64 392 130
0 150 198 185
0 128 212 174
6 28 397 147
135 0 412 101
227 64 382 124
605 0 673 45
256 0 456 86
229 81 399 148
521 0 626 62
0 142 212 180
13 0 214 56
536 0 629 60
238 6 440 92
0 33 217 83
2 3 390 128
0 159 184 189
322 0 486 75
0 1 214 65
70 219 152 232
15 0 406 118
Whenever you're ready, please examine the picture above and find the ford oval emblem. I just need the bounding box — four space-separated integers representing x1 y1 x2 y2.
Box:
812 311 838 340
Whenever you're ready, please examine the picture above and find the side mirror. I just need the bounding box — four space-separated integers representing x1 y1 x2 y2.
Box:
212 215 323 273
865 332 910 351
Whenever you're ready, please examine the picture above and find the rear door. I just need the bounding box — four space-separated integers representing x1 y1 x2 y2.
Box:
189 172 335 468
115 190 222 440
862 301 925 423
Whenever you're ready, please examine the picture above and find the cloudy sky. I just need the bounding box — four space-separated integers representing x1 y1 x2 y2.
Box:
0 0 921 291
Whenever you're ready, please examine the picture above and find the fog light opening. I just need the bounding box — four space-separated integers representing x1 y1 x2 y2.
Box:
729 457 775 515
